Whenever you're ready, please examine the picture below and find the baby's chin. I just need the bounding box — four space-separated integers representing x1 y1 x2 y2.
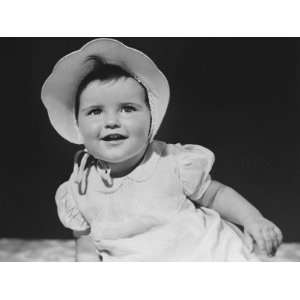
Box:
96 154 140 165
89 148 147 166
83 151 134 164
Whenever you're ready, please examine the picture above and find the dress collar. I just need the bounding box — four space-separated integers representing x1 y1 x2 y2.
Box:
90 141 164 194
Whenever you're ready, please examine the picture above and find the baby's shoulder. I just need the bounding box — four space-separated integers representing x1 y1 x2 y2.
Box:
151 141 215 183
153 140 214 162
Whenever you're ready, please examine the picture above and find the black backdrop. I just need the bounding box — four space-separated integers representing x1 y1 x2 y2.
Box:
0 38 299 241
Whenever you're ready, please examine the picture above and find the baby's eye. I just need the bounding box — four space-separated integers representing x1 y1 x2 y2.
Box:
121 105 137 113
88 108 102 116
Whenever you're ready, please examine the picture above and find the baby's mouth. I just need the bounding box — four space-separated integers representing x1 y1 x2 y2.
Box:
102 134 128 141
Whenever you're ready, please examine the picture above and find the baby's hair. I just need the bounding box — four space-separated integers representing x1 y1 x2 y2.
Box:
74 55 150 121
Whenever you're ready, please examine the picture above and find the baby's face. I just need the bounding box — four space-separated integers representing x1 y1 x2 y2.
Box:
77 77 151 164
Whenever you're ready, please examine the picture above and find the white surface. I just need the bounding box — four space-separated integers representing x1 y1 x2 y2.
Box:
0 238 299 262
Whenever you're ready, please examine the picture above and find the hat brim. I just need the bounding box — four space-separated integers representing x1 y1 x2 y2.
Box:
41 38 170 144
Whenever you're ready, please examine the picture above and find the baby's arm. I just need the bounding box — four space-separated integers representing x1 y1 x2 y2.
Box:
58 151 100 261
198 180 283 256
74 230 101 262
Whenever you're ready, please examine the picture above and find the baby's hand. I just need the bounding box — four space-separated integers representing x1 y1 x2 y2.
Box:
243 216 283 257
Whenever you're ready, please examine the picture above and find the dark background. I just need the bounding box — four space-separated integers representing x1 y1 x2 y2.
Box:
0 38 299 241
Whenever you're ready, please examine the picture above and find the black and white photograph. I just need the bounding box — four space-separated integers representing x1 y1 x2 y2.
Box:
0 37 299 262
1 1 300 298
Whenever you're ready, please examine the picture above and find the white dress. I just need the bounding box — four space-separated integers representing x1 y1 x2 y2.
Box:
55 141 259 261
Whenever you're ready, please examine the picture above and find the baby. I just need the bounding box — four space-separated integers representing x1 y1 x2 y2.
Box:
41 38 282 261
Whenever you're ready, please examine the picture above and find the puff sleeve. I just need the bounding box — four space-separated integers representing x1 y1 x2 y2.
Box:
55 180 90 232
171 143 215 207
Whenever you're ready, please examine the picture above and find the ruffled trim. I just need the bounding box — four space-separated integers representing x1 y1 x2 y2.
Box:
55 181 90 231
170 143 215 205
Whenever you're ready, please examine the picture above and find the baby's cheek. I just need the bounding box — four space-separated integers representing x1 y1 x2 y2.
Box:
79 118 102 136
80 126 102 147
134 122 151 140
137 128 150 141
84 128 100 140
134 113 151 133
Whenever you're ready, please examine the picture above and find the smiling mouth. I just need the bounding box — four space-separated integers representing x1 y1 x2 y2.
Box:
102 134 128 141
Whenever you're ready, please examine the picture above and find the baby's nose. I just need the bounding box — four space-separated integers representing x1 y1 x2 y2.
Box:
104 113 121 128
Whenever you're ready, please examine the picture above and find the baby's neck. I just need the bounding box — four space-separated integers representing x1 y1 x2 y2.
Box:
105 145 149 178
